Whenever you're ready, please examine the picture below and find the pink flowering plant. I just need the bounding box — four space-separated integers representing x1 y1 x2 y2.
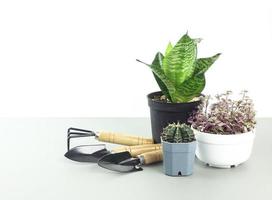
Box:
189 91 256 134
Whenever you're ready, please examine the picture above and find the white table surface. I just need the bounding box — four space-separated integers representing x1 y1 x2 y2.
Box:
0 118 271 200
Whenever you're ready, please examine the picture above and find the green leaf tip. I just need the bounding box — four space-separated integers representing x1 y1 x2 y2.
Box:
194 53 221 77
179 33 193 43
165 42 173 56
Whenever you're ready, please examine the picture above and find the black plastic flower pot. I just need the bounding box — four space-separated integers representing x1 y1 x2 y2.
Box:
148 91 202 143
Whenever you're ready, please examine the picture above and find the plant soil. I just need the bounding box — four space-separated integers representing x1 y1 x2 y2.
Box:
153 95 200 103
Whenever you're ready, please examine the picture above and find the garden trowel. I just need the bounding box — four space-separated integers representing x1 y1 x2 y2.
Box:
98 150 163 172
65 143 162 163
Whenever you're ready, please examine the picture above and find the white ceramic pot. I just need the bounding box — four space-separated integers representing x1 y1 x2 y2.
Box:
193 128 255 168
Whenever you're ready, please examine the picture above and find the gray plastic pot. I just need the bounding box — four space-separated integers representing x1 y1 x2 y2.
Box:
162 140 196 176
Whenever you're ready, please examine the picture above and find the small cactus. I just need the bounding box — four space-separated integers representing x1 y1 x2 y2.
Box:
161 122 195 143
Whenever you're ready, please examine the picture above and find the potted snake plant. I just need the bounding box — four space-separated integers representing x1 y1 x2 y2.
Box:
189 91 256 168
137 33 220 143
161 122 196 176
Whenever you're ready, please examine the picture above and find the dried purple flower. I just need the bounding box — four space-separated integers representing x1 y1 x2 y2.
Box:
188 91 256 134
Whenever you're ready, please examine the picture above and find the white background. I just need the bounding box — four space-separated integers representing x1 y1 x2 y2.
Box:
0 0 271 117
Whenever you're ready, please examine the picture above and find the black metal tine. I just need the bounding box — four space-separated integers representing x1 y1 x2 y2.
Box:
68 127 95 136
68 132 92 137
67 127 96 151
68 127 92 134
67 135 90 151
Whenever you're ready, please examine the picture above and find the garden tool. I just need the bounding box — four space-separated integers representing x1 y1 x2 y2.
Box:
98 150 163 172
66 127 154 150
65 143 162 162
65 127 158 162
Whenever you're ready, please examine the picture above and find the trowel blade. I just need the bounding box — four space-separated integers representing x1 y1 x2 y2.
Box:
64 145 110 162
98 151 143 172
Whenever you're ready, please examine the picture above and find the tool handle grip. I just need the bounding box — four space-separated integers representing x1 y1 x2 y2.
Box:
139 150 163 165
112 144 162 157
98 132 154 145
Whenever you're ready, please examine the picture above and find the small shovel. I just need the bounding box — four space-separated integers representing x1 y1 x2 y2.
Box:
98 150 163 172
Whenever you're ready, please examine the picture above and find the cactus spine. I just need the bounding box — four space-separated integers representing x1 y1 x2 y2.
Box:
161 122 195 143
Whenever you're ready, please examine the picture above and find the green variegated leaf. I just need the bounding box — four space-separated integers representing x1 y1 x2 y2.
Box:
136 59 176 100
151 52 172 101
195 53 221 76
165 42 173 56
176 74 206 102
176 53 221 102
150 69 176 100
162 34 197 87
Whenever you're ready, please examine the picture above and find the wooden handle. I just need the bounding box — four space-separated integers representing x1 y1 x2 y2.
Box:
112 144 162 157
98 131 154 145
139 150 163 165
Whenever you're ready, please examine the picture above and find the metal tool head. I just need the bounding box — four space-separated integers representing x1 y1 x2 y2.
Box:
64 144 110 162
65 127 110 162
67 127 97 151
98 151 143 172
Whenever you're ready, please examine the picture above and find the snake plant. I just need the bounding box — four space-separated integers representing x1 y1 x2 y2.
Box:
137 33 221 103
